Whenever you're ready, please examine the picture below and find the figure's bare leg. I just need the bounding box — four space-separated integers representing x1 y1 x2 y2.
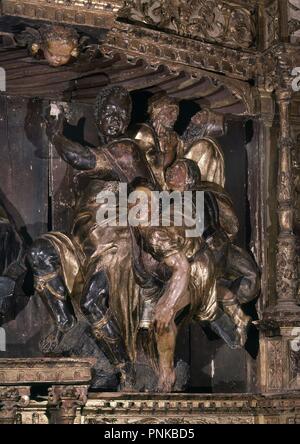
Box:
155 319 177 392
154 290 190 393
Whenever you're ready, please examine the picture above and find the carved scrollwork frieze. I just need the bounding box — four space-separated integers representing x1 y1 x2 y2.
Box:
119 0 256 50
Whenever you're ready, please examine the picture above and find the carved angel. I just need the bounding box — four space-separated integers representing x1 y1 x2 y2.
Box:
14 25 98 67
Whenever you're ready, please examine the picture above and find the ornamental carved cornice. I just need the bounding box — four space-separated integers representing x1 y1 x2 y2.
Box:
0 357 94 384
102 28 258 115
86 415 256 424
82 393 300 424
0 1 298 115
105 22 257 81
119 0 257 50
101 22 258 115
1 0 258 51
0 0 122 27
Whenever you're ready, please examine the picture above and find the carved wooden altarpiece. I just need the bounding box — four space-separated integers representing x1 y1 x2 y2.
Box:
0 0 299 424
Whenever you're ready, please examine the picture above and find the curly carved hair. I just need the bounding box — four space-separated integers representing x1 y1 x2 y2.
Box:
40 24 79 45
94 86 132 125
148 92 179 118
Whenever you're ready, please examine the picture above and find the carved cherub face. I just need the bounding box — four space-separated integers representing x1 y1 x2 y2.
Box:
95 88 132 139
31 25 79 67
43 39 78 67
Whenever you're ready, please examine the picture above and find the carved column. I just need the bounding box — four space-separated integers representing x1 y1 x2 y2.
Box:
47 385 88 424
274 88 300 314
0 386 30 424
261 89 300 392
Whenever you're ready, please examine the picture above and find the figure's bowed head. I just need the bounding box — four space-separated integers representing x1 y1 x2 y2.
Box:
148 93 179 129
95 87 133 141
165 158 201 192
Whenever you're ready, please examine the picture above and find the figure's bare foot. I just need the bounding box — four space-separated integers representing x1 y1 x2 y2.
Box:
157 366 176 393
39 327 64 354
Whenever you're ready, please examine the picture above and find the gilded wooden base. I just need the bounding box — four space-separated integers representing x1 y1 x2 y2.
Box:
0 358 93 424
0 358 299 424
16 392 300 425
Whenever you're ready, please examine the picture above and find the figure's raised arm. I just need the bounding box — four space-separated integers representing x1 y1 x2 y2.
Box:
45 106 97 171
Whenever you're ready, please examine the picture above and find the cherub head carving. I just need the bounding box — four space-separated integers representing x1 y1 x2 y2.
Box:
32 25 79 67
16 25 80 67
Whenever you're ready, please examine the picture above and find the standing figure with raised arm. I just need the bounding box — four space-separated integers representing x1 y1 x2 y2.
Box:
27 86 154 389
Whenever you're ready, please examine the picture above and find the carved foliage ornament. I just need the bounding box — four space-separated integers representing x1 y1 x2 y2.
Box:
265 0 280 47
267 340 283 390
289 0 300 38
119 0 256 49
276 239 298 298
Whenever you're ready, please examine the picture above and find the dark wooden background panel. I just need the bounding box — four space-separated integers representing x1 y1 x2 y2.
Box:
0 95 51 356
187 119 258 392
0 96 49 240
50 144 74 233
218 120 249 249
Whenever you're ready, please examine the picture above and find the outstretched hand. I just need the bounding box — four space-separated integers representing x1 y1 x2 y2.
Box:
44 104 65 141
